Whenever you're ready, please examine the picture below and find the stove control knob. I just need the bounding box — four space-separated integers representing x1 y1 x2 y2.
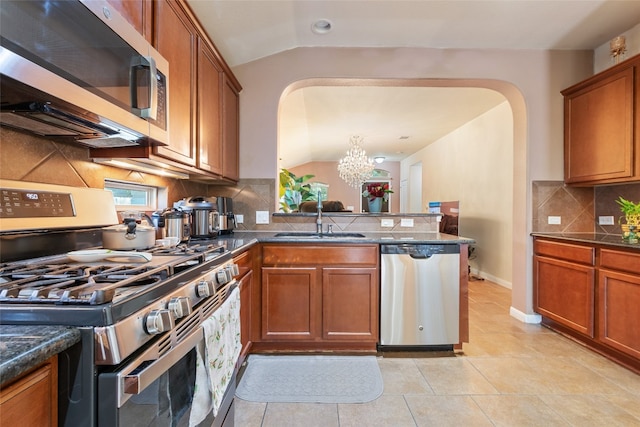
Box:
228 263 240 277
196 280 215 297
168 297 192 319
216 269 231 285
145 309 175 335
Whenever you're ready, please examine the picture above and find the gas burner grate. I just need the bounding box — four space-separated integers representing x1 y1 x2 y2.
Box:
0 262 170 304
145 243 225 256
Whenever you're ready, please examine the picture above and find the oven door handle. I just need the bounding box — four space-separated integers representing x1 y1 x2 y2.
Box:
122 326 203 395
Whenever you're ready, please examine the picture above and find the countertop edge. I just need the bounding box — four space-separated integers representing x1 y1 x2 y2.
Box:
0 325 81 387
226 231 475 245
531 232 640 251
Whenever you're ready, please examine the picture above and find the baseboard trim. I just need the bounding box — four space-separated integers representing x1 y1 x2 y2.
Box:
510 306 542 324
470 269 511 289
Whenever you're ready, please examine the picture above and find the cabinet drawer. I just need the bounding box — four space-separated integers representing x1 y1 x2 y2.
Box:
600 249 640 274
533 239 595 265
262 245 378 266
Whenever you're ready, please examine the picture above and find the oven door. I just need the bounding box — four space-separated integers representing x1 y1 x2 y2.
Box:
97 325 235 427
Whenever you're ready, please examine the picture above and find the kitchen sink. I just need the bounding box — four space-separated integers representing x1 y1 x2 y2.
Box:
273 232 367 239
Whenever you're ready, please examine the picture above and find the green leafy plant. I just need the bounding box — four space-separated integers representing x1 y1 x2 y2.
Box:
616 196 640 225
279 169 316 212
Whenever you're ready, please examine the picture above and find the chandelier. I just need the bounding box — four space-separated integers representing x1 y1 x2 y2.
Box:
337 135 375 188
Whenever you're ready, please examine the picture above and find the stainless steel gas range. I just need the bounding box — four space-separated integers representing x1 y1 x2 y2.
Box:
0 180 239 427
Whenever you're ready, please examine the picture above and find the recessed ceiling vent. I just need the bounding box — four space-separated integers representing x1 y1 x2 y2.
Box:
311 19 332 34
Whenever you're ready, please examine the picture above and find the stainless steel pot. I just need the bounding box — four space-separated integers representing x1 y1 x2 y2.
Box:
153 209 191 242
102 218 156 250
181 196 219 238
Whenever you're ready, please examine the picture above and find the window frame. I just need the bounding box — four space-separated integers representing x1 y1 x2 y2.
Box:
104 179 158 212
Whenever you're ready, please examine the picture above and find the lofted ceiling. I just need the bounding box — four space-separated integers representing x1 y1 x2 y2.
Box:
186 0 640 168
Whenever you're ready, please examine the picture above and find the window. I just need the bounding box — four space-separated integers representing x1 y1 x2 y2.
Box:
104 180 158 211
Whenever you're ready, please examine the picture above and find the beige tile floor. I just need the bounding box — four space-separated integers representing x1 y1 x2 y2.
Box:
234 280 640 426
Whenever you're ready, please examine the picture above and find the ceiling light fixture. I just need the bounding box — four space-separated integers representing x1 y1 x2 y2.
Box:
311 19 332 35
374 156 385 164
337 135 375 188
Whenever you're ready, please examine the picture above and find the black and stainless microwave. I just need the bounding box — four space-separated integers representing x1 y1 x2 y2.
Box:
0 0 169 148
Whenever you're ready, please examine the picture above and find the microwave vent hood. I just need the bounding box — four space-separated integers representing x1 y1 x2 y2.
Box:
1 76 142 148
0 0 169 148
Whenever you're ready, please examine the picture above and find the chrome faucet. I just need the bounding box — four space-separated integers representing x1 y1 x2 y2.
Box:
316 191 323 234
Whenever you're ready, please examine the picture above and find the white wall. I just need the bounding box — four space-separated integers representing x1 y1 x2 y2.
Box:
594 23 640 73
233 46 593 320
403 101 513 286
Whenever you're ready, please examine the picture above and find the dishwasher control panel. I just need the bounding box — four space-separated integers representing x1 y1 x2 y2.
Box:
380 243 460 257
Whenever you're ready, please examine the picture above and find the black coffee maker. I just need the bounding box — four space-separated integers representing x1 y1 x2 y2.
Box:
215 197 236 234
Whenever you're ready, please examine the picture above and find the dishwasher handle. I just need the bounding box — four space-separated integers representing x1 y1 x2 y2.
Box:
409 253 432 259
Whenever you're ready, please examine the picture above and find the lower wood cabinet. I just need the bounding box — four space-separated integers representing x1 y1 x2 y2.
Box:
533 254 595 337
234 247 256 366
259 244 379 351
261 267 318 340
598 250 640 360
0 356 58 427
322 267 378 341
533 236 640 373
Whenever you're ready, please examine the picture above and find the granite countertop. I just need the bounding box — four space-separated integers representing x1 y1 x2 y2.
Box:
531 232 640 251
0 325 81 387
218 231 475 245
0 231 471 387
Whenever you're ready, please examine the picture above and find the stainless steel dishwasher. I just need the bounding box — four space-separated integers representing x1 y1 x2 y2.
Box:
379 243 460 350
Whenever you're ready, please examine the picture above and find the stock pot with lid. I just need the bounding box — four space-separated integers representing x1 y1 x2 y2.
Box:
102 218 156 250
178 196 219 238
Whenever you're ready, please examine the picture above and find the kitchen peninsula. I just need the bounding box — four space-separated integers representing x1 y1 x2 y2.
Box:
1 223 474 385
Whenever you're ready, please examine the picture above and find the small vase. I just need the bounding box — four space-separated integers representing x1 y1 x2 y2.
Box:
368 197 382 213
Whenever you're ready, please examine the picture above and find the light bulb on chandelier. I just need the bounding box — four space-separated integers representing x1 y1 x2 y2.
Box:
337 135 375 188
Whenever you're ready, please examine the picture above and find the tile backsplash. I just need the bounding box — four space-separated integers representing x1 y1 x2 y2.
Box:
532 181 640 234
0 127 274 221
4 128 640 234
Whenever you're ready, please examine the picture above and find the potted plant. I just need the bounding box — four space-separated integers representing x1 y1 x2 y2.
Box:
616 196 640 239
279 169 316 213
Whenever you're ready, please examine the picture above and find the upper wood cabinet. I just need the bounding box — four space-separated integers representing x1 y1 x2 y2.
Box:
90 0 242 182
105 0 152 42
222 75 240 181
197 39 224 175
562 54 640 185
154 0 198 167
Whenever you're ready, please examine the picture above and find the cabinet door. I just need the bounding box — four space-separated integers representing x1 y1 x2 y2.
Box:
105 0 152 42
222 75 240 181
261 267 319 340
154 0 197 166
598 269 640 359
534 255 595 336
238 269 253 364
0 357 57 426
197 39 223 174
322 267 379 341
564 66 635 184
